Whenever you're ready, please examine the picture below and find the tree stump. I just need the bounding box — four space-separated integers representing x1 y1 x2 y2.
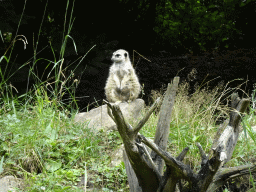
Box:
106 76 254 192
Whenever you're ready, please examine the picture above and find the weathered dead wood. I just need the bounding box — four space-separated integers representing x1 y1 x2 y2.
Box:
207 164 256 191
197 93 251 192
106 95 162 192
123 150 142 192
106 76 254 192
139 133 198 191
151 77 180 175
134 96 163 135
212 93 250 164
121 97 163 191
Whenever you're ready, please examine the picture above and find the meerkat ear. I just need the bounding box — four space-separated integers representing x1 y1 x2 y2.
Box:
124 53 128 58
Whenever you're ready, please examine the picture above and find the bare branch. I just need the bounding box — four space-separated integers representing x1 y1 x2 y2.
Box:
212 119 229 150
107 100 160 191
200 93 250 191
135 142 162 180
139 133 196 180
196 143 207 160
212 94 250 164
198 157 222 192
196 142 208 166
176 147 189 161
229 97 250 128
152 76 180 175
133 97 162 135
123 150 142 192
104 100 117 124
207 164 256 192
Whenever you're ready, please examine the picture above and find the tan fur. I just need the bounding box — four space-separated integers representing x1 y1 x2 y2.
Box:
105 49 141 103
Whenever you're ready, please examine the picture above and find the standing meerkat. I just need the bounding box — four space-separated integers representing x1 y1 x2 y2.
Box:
104 49 141 103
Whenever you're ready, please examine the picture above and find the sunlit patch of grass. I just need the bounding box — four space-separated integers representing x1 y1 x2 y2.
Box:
0 85 102 190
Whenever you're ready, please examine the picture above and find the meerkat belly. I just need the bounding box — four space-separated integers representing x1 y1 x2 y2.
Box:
115 69 130 88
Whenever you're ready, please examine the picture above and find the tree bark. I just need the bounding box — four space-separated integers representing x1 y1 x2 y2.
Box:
151 76 180 175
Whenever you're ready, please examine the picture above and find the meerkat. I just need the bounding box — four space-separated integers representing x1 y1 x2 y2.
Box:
104 49 141 103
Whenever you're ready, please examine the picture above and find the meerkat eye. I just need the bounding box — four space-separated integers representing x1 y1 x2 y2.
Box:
124 53 127 57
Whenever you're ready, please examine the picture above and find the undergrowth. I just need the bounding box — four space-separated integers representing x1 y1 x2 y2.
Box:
140 80 256 191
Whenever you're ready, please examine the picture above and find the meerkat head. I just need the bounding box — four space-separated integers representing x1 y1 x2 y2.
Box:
111 49 129 63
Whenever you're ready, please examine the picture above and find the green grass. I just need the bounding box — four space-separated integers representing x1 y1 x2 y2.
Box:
0 85 128 191
0 89 100 190
1 76 256 191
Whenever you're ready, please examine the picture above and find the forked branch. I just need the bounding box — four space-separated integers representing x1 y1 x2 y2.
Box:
106 76 253 192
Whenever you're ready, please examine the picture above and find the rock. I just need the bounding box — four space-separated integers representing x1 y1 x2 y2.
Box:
0 176 23 192
74 99 145 131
